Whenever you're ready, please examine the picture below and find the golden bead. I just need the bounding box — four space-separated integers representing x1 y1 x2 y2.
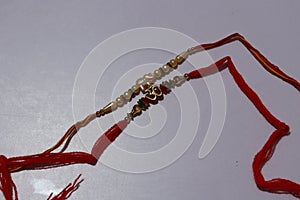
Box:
184 73 190 81
169 59 178 68
178 50 189 59
175 55 184 64
98 101 117 116
130 104 142 118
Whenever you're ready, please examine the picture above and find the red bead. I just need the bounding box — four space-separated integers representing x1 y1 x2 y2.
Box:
140 97 150 107
160 84 169 94
153 86 161 94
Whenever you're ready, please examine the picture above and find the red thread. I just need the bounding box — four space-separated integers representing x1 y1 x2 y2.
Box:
47 174 83 200
0 120 127 199
189 56 299 198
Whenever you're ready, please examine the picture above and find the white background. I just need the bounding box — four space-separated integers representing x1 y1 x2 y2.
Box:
0 1 299 199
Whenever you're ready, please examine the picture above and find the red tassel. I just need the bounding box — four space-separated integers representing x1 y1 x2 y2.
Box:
47 174 83 200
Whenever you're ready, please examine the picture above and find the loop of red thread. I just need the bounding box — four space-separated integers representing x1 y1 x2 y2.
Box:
224 57 299 197
190 56 299 198
193 33 300 92
91 119 128 160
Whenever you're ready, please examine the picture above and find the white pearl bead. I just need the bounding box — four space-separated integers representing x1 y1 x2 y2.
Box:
143 73 156 83
136 77 146 86
154 68 162 78
111 101 117 110
174 76 180 83
162 64 170 73
131 84 140 94
174 76 185 86
123 91 132 100
169 79 175 88
116 96 125 107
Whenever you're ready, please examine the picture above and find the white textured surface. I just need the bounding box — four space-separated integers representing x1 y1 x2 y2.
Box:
0 1 299 199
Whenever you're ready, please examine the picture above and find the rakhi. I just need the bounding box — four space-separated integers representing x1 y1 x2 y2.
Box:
0 33 299 199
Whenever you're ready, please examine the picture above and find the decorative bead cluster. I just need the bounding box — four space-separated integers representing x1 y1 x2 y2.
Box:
125 74 189 123
96 51 189 117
